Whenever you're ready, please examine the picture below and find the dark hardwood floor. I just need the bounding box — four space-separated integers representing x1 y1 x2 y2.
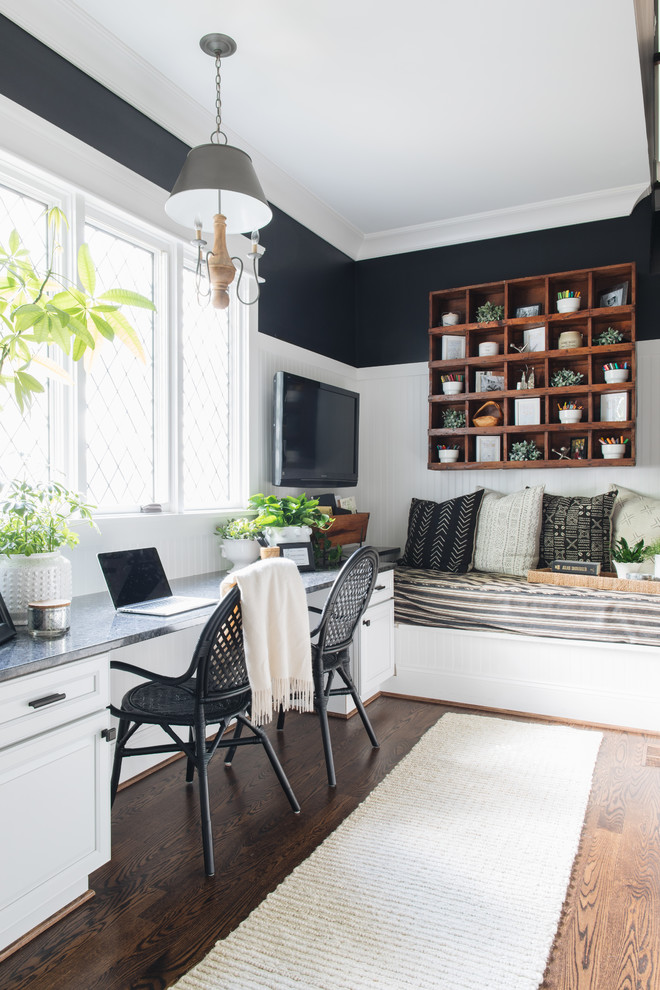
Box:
2 696 659 990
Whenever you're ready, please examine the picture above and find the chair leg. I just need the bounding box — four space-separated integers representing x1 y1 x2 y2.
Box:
110 717 129 804
224 718 244 766
194 719 215 877
276 703 286 731
315 680 337 787
250 720 300 813
337 666 379 748
185 727 195 783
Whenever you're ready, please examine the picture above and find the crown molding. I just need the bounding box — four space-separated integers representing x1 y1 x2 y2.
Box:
0 1 650 262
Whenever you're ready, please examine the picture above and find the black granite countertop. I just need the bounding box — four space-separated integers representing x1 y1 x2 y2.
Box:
0 553 397 682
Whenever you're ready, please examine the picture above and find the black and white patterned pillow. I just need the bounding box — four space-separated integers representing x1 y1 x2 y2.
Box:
401 491 485 572
538 491 618 570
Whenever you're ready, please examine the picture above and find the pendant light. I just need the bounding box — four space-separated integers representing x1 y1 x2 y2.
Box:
165 34 272 308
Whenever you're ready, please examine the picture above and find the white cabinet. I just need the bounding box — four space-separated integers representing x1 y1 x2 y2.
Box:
0 655 111 953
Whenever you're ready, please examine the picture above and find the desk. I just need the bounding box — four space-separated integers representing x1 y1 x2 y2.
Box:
0 552 397 954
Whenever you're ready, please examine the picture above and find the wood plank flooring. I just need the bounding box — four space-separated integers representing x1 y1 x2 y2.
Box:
1 696 659 990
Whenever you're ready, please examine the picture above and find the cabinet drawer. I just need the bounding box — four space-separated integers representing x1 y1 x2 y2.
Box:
370 569 394 606
0 655 110 750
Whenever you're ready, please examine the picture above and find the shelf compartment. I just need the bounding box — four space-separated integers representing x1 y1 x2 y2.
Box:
592 265 634 309
506 276 546 320
429 289 469 329
468 283 505 324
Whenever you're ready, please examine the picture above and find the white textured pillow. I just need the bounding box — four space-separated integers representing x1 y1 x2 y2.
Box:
473 486 545 576
609 484 660 547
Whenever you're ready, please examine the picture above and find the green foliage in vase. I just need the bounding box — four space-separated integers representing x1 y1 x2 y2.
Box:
442 408 466 428
594 326 624 345
248 492 332 530
214 517 261 540
550 368 584 387
312 532 343 569
509 439 542 462
611 536 646 563
475 301 504 323
0 478 95 556
0 207 155 410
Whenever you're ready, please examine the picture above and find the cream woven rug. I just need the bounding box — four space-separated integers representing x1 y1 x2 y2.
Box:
172 713 602 990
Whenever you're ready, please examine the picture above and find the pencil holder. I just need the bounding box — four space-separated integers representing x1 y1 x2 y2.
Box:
260 546 281 559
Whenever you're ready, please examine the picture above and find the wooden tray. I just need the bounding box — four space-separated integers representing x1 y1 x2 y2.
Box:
322 512 370 547
527 568 660 594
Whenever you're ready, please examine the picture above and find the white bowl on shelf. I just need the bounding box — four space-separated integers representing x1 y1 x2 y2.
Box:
556 297 581 313
601 442 626 459
438 449 460 463
442 381 464 395
604 368 629 383
558 409 583 423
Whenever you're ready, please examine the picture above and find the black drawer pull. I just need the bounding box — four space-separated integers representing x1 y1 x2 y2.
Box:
28 692 67 709
375 584 386 591
363 619 371 627
102 727 117 742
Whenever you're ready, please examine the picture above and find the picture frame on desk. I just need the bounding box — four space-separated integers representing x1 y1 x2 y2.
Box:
279 542 315 572
441 335 466 360
0 590 16 645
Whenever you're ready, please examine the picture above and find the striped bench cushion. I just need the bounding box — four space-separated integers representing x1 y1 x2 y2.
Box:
394 567 660 648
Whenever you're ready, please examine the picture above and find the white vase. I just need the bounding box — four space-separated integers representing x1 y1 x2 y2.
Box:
613 560 644 580
655 554 660 579
0 551 72 625
221 539 260 573
263 525 312 546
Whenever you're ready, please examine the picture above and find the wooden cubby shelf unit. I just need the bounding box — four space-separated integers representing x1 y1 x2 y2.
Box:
428 263 636 470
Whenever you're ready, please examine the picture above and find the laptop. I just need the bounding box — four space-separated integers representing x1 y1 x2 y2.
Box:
98 547 217 616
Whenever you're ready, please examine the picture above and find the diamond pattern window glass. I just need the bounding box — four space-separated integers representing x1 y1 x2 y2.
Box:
181 266 232 509
0 184 51 484
82 223 157 509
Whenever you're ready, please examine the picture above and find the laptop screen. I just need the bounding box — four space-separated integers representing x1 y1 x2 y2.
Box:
98 547 173 608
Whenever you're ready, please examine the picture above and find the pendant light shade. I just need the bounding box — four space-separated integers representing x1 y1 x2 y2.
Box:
165 143 272 235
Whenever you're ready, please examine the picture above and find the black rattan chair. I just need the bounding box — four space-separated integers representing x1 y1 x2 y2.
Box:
277 545 380 787
109 585 300 877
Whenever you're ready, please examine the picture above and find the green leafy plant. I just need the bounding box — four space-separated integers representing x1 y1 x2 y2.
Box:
611 536 647 563
312 532 343 569
595 326 624 345
509 439 542 462
442 408 466 428
642 537 660 559
214 517 261 540
550 368 585 387
0 478 95 556
0 208 156 410
248 493 333 530
475 301 504 323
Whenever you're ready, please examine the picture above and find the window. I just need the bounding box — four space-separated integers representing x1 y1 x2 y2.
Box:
0 158 247 513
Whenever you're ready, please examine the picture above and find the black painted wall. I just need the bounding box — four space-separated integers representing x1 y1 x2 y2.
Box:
0 13 657 371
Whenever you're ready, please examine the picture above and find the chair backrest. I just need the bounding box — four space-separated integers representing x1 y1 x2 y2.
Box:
193 586 251 703
315 546 380 655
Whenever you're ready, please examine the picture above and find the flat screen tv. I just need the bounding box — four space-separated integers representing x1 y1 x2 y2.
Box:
272 371 359 487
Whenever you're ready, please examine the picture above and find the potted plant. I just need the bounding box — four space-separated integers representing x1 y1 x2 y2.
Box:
0 479 95 623
0 207 155 410
611 537 647 579
642 537 660 579
214 517 261 572
248 493 332 546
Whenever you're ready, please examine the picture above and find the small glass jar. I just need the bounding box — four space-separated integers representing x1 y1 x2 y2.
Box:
27 599 71 638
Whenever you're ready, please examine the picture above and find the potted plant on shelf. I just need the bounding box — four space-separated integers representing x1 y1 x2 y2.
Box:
248 493 333 546
610 537 647 579
643 538 660 579
0 479 95 623
214 517 261 572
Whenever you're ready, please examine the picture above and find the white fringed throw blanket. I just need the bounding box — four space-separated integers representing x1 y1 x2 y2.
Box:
220 556 313 725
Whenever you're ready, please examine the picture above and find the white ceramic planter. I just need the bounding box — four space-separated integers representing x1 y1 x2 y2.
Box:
613 560 645 580
442 313 459 326
601 443 626 459
438 449 460 463
478 341 499 356
442 381 463 395
604 369 629 384
263 525 313 547
221 538 260 573
559 409 583 423
0 551 72 625
556 297 581 313
655 554 660 579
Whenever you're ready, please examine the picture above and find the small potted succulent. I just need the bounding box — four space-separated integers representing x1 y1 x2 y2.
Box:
611 537 647 579
214 516 262 572
476 301 504 324
509 439 542 462
550 368 585 388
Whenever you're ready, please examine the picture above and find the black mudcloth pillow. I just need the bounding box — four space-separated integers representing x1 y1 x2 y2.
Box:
538 491 618 570
401 491 485 572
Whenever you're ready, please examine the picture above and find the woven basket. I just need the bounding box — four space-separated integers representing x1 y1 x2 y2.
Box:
472 400 503 427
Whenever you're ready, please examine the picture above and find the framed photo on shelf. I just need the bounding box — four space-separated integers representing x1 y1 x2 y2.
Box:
600 391 628 423
476 435 501 463
279 542 315 572
598 282 628 308
522 325 546 352
441 335 466 360
570 437 587 460
515 304 541 318
514 397 541 426
480 373 505 392
0 590 15 646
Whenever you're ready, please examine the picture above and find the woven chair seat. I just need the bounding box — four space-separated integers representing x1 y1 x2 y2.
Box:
315 644 350 673
120 678 252 725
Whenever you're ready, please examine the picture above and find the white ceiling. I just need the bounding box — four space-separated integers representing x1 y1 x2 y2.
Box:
0 0 653 259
